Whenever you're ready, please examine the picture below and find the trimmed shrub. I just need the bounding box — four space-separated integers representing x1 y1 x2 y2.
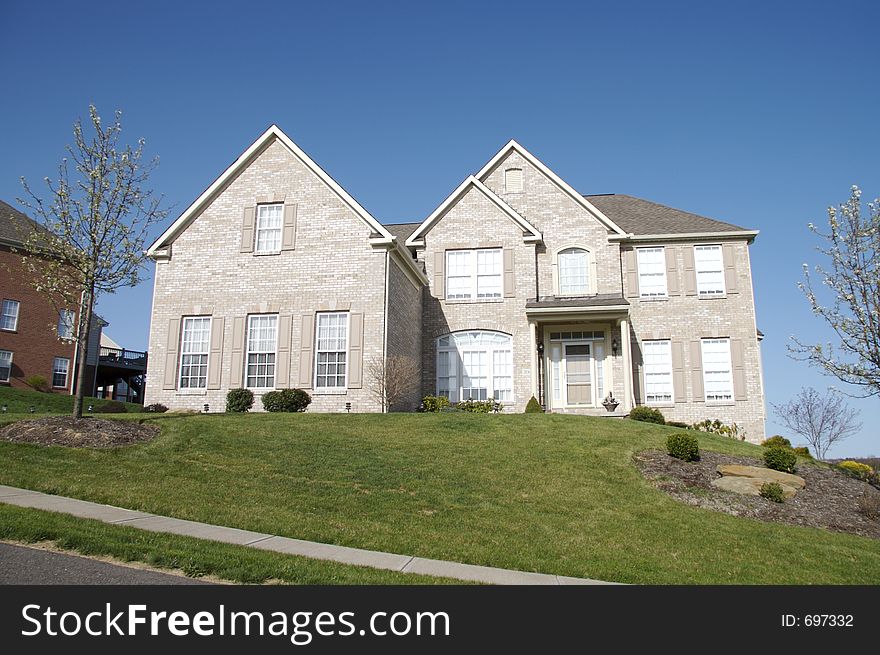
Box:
524 396 543 413
837 460 874 481
456 398 501 413
666 421 689 429
421 396 450 412
857 490 880 519
629 405 665 425
25 375 50 392
690 418 744 440
226 388 254 413
760 482 785 503
764 446 797 474
666 433 699 462
792 446 812 459
762 435 792 449
92 400 127 414
143 403 168 413
262 388 311 413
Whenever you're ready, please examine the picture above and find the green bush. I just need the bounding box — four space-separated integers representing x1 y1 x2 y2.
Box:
421 396 450 412
760 482 785 503
92 400 127 414
690 418 743 440
629 405 665 424
524 396 543 413
143 403 168 413
262 388 311 413
837 460 874 481
764 446 797 474
792 446 812 459
225 388 254 413
762 435 792 449
456 398 501 413
25 375 50 392
666 433 699 462
666 421 689 429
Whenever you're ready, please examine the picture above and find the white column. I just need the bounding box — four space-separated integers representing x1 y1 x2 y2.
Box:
620 318 633 411
529 321 538 400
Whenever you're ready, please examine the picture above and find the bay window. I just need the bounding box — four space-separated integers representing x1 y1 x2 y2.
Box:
436 331 513 403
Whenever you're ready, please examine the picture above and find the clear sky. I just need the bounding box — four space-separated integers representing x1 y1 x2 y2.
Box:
1 1 877 455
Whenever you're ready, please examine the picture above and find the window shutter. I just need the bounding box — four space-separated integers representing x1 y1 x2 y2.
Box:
229 317 246 387
723 244 739 294
162 318 181 390
348 313 364 389
503 248 515 297
434 251 445 299
690 340 704 402
631 339 643 404
672 340 685 403
589 257 599 295
731 338 747 400
281 203 297 251
624 249 639 298
207 317 225 390
298 313 315 388
683 247 697 296
275 314 292 388
666 247 680 295
240 206 256 253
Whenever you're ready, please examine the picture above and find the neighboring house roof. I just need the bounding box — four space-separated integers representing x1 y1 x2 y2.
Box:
0 199 50 248
100 333 122 350
585 194 758 240
383 222 421 243
526 294 630 309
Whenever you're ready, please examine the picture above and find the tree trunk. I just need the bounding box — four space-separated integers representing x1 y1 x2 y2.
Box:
71 286 94 419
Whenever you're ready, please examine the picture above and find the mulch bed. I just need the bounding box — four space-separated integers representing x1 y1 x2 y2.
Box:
634 449 880 540
0 417 158 448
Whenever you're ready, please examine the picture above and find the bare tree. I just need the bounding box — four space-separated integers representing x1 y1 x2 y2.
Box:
16 105 168 418
790 186 880 396
771 387 862 460
367 355 420 412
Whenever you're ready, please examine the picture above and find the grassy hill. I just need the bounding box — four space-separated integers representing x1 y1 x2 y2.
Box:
0 404 877 583
0 385 142 414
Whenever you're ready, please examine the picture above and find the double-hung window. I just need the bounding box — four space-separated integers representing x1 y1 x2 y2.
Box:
1 300 19 331
694 245 725 296
246 314 277 389
57 309 75 339
701 338 733 402
0 350 11 383
637 247 667 297
52 357 70 389
255 203 283 253
178 317 211 389
445 248 502 300
315 312 348 390
558 248 590 295
643 340 673 404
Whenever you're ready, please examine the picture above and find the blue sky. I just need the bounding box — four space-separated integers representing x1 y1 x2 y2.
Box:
1 1 877 455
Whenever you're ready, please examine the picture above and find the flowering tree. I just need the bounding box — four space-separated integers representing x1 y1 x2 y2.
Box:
17 106 168 418
771 387 861 459
790 186 880 396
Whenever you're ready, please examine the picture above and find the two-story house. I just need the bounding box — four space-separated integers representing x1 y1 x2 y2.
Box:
145 126 766 441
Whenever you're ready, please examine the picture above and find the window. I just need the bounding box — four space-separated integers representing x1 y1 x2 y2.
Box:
0 350 11 382
504 168 523 193
637 247 667 297
315 312 348 389
52 357 70 388
1 300 19 331
255 203 283 253
178 317 211 389
445 248 502 300
694 245 725 296
701 338 733 402
246 314 277 388
435 331 513 403
558 248 590 296
57 309 75 339
643 340 673 404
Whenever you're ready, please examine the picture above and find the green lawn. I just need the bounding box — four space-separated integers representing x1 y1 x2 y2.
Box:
0 385 142 414
0 410 878 584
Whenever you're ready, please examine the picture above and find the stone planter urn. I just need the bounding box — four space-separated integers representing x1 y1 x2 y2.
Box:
602 394 620 413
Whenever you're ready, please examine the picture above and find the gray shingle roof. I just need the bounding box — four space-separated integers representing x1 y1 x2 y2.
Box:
383 222 421 242
584 194 750 235
526 294 629 309
0 199 46 247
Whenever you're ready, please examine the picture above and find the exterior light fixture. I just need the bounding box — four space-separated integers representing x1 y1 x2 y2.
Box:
345 402 352 413
1 404 7 413
203 403 210 414
537 342 544 356
611 338 619 356
87 404 93 412
29 406 35 413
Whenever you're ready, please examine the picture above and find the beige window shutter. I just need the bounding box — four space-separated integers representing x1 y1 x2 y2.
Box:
434 251 445 299
281 203 297 251
690 340 704 402
631 341 643 405
671 340 685 402
348 313 364 389
723 244 739 294
503 248 515 297
275 314 292 388
624 249 639 298
731 338 747 400
229 317 246 388
298 313 315 388
240 206 256 253
683 247 697 296
162 317 181 389
207 317 225 390
589 256 599 295
666 246 680 295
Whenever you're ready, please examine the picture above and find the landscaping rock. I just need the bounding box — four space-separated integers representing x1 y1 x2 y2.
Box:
717 464 806 490
711 476 797 499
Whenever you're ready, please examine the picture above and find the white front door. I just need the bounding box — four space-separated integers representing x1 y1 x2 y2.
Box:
549 341 594 409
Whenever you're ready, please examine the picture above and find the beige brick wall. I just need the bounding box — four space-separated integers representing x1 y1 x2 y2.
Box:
385 254 423 411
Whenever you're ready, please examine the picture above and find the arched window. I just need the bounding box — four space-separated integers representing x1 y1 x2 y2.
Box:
436 331 513 403
558 247 590 296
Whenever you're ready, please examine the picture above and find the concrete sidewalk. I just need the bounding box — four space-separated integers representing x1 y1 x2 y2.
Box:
0 484 613 585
